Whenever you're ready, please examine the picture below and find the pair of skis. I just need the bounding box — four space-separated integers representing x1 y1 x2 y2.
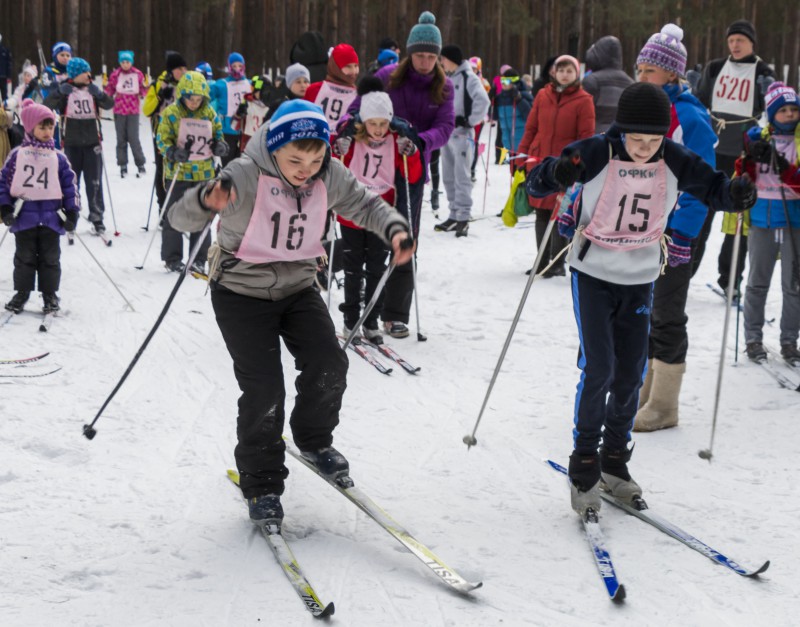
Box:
1 308 63 333
0 352 61 378
337 334 420 376
547 460 769 602
750 344 800 391
228 447 480 617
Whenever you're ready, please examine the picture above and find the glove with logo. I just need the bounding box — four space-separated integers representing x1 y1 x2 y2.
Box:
729 174 757 212
553 151 585 188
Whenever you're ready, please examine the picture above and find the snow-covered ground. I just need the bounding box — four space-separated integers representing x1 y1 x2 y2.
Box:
2 118 798 626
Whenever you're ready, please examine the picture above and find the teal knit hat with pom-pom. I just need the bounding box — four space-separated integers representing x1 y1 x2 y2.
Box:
407 12 442 55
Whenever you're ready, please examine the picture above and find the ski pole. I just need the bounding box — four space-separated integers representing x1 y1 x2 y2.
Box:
0 198 23 251
771 140 800 291
341 263 395 351
0 226 8 252
142 176 156 231
96 121 121 236
326 212 337 309
699 211 744 462
481 110 494 215
84 217 214 440
135 175 179 270
404 155 426 341
64 216 136 312
463 190 565 449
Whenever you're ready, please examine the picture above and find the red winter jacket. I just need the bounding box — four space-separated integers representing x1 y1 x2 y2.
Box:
337 131 423 229
517 82 595 209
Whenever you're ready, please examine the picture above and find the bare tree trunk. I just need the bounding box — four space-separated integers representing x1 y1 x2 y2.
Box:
330 0 339 45
438 0 455 43
223 0 237 56
358 0 369 63
68 0 80 49
300 0 309 34
494 0 502 71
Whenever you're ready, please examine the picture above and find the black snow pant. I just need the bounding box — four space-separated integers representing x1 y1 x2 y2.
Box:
429 149 440 195
161 181 211 265
153 137 167 208
211 285 349 498
570 270 651 455
338 223 388 329
13 226 61 293
64 144 105 224
648 232 695 364
221 132 242 167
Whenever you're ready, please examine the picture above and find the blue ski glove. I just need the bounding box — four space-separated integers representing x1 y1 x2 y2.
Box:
557 211 576 239
667 233 692 267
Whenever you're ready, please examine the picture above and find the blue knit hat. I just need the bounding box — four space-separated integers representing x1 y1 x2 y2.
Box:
764 82 799 124
377 48 399 68
228 52 245 66
51 42 72 61
67 57 91 79
266 100 330 152
118 50 134 64
195 62 213 80
406 12 442 56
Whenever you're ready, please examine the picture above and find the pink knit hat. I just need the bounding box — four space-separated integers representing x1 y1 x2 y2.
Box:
20 99 56 135
554 55 581 76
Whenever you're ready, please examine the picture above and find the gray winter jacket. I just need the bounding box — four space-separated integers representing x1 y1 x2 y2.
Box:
168 123 409 301
450 61 491 132
582 36 633 133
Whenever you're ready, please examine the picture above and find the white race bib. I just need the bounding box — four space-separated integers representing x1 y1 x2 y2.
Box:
710 59 757 118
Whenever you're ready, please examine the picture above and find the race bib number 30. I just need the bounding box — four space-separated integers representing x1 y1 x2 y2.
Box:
67 89 96 119
10 147 62 201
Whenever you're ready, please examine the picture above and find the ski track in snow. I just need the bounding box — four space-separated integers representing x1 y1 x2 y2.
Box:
1 116 799 626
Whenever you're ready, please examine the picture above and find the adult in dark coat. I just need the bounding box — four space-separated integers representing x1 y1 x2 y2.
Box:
290 32 329 84
582 36 633 133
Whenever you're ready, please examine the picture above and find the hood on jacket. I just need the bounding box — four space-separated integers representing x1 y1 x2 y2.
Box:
176 71 210 103
586 36 623 72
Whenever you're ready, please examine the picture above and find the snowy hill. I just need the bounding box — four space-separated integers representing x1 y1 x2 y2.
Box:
1 117 797 626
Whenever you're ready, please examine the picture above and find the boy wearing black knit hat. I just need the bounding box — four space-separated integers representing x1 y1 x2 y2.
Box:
695 20 775 298
527 82 756 519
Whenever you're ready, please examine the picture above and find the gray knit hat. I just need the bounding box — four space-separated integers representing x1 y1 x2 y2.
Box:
285 63 310 88
406 12 442 56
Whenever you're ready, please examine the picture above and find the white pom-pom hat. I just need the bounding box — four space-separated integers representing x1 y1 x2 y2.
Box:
636 23 688 77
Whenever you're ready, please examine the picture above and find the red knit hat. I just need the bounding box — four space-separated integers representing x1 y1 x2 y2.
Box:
20 99 56 135
331 44 359 69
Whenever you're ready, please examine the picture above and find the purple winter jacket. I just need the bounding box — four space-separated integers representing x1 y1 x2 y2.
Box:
0 146 79 234
352 64 455 169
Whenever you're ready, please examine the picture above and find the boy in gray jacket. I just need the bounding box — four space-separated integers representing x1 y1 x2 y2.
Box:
435 45 491 236
168 100 412 527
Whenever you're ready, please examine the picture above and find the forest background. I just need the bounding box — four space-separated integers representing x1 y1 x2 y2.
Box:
3 0 799 85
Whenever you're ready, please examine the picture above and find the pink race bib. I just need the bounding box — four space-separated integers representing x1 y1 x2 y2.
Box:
314 81 357 127
226 80 252 117
66 89 96 119
583 160 670 250
349 137 395 195
10 147 61 200
756 135 799 201
117 72 140 95
237 175 327 263
177 118 213 161
243 100 269 136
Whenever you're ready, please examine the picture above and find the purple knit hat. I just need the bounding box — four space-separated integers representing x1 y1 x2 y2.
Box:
637 23 687 77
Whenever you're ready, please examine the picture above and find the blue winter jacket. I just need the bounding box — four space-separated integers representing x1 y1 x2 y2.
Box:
496 84 532 152
663 82 719 238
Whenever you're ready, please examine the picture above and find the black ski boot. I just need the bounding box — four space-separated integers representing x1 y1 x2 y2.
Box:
300 446 350 482
746 341 767 363
165 260 185 273
248 494 283 527
42 293 60 313
599 446 642 505
120 165 127 178
781 343 800 366
568 451 601 517
434 218 458 232
5 290 30 313
455 221 469 237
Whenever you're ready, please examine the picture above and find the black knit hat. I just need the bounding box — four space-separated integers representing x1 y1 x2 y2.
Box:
726 20 757 45
165 50 187 72
614 82 672 135
440 45 463 66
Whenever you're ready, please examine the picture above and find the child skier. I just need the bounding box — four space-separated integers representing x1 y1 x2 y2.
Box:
210 52 252 165
40 42 71 99
304 43 360 130
6 64 43 114
332 84 423 342
105 50 147 178
526 82 756 516
233 75 270 151
166 100 413 525
44 57 114 234
739 82 800 365
1 100 79 313
156 70 227 273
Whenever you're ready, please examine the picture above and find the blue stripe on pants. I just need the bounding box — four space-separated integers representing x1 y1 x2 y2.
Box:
570 270 653 454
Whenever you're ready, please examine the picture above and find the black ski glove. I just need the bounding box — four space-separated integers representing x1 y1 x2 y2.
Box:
157 84 174 101
212 140 229 157
166 146 191 162
747 139 772 164
63 211 78 232
455 115 469 128
553 151 585 189
235 101 248 118
1 205 14 227
58 82 74 96
87 83 103 98
729 174 757 212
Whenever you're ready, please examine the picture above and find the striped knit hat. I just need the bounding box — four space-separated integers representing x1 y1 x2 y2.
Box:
266 100 330 152
637 24 687 77
406 12 442 56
